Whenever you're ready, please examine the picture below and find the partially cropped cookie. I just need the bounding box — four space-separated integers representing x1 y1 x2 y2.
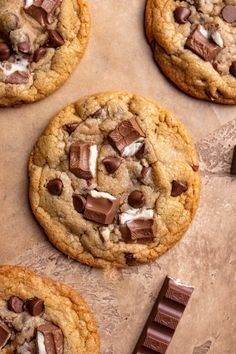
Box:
29 92 200 268
145 0 236 104
0 0 90 107
0 265 99 354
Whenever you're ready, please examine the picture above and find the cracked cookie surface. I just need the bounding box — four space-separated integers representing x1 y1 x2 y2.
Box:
0 265 99 354
0 0 90 107
29 92 200 268
145 0 236 104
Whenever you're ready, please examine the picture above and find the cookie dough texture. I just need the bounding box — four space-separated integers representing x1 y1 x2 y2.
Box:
0 0 90 107
29 92 200 268
0 265 99 354
145 0 236 104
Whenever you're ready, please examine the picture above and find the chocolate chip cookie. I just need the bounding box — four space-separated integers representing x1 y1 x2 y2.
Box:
0 265 99 353
29 92 200 268
0 0 90 107
145 0 236 103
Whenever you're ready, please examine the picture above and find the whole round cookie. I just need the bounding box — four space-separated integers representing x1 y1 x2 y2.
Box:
29 92 200 268
145 0 236 104
0 0 90 107
0 265 99 353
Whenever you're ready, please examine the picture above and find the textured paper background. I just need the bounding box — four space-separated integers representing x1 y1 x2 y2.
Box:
0 1 235 353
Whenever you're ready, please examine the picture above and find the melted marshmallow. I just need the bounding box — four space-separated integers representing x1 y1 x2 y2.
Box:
122 138 144 157
89 145 98 177
90 190 116 200
0 57 29 78
120 208 154 224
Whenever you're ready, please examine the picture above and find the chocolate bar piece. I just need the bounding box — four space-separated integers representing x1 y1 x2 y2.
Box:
185 27 221 61
230 145 236 175
132 277 194 354
69 141 98 180
108 118 145 157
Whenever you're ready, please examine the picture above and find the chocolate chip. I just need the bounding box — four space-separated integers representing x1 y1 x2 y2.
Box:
128 190 145 208
34 47 47 63
108 118 145 156
230 145 236 175
185 27 221 62
0 321 11 350
5 71 29 85
47 178 63 196
7 296 24 313
63 122 79 134
174 7 191 24
192 164 199 172
37 324 64 354
18 35 31 53
0 42 10 61
25 298 44 316
84 191 119 225
124 253 137 266
48 30 65 47
103 156 122 173
73 194 86 213
222 5 236 23
141 166 151 180
91 108 103 118
229 61 236 78
171 180 188 197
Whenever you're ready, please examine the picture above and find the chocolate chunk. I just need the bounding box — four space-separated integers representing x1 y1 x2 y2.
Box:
230 145 236 175
0 321 11 350
121 218 156 243
222 5 236 23
0 42 10 61
174 7 191 24
171 180 188 197
229 61 236 78
63 122 79 135
73 194 86 213
128 190 145 208
7 296 24 313
69 141 97 180
5 71 29 85
34 47 47 63
48 30 65 47
90 108 103 118
103 156 122 173
84 190 119 225
135 144 147 159
124 252 137 266
26 298 44 316
18 35 31 54
192 164 199 172
185 27 221 61
37 323 64 354
24 5 48 26
24 0 61 27
47 178 63 196
108 118 145 156
132 277 194 354
41 0 61 13
141 166 152 180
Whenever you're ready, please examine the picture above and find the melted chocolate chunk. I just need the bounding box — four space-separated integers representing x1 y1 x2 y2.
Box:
25 298 44 316
128 190 145 208
230 61 236 78
63 122 79 135
47 178 63 196
7 296 24 313
171 181 188 197
192 164 199 172
0 42 10 61
135 143 147 159
174 7 191 24
108 118 145 156
37 323 64 354
69 141 97 180
5 71 29 85
73 194 86 213
0 321 11 350
185 27 221 62
84 192 119 225
222 5 236 23
103 156 122 173
120 218 156 243
48 30 65 47
34 47 47 63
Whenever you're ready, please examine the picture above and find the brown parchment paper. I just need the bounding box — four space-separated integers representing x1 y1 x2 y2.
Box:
0 1 235 353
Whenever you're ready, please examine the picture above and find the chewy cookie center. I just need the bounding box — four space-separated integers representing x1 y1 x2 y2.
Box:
0 0 64 85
